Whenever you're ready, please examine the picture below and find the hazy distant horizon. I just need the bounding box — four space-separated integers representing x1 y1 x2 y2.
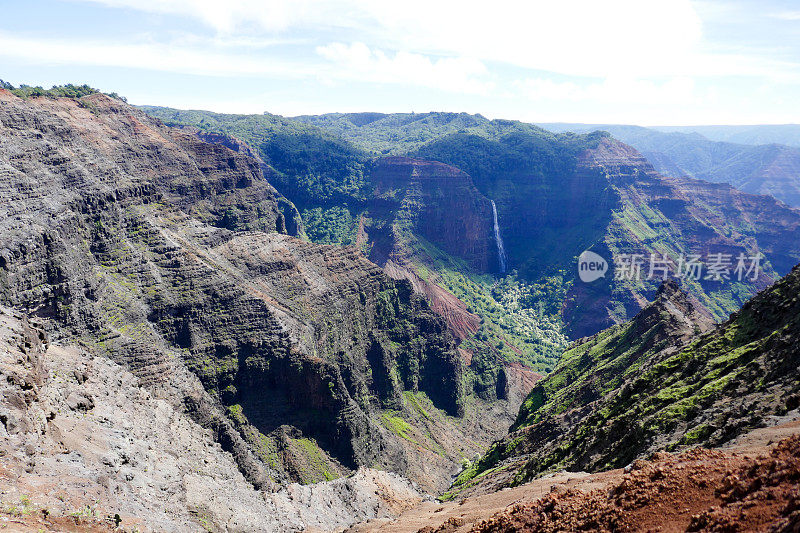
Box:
3 0 800 125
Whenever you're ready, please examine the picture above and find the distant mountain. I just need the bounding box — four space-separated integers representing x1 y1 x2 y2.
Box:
654 124 800 148
542 123 800 148
450 264 800 498
539 122 800 207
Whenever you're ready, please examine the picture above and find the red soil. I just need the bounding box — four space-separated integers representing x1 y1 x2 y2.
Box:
471 435 800 533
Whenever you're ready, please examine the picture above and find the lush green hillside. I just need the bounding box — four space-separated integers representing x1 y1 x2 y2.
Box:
448 265 800 498
294 112 581 156
1 80 126 101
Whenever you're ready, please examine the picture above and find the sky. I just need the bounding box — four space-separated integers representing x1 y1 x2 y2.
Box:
1 0 799 125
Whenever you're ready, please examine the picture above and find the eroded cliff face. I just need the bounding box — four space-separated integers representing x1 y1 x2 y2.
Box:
562 137 800 338
0 91 492 494
0 306 428 532
366 156 495 272
358 156 494 343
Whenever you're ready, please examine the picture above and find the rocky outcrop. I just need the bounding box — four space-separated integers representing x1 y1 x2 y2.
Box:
470 434 800 533
513 279 714 433
184 125 305 237
362 157 496 348
351 428 800 533
0 306 428 532
367 157 495 272
0 91 480 494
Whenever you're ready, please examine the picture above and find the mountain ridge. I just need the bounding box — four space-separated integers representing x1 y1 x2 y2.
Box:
449 263 800 498
539 122 800 208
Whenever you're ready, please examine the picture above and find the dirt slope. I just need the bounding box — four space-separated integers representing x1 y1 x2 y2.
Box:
349 418 800 533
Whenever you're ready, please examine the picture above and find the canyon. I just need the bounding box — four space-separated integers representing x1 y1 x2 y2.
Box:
0 90 799 532
152 108 800 341
0 91 528 530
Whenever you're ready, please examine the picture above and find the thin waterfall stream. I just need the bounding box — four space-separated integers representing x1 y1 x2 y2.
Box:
491 200 507 273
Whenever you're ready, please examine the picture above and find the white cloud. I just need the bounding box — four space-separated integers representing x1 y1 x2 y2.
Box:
0 32 310 78
76 0 702 77
515 76 700 105
769 10 800 20
5 0 798 122
75 0 319 33
316 42 492 94
356 0 704 78
0 31 492 96
71 0 800 82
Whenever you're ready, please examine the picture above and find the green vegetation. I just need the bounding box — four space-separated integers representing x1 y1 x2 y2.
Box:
139 106 371 214
380 411 419 445
301 205 359 245
603 184 765 324
403 390 430 419
1 80 126 101
374 390 465 461
226 404 344 484
294 111 604 159
512 314 667 430
288 436 341 483
407 232 569 376
454 266 800 489
225 404 283 477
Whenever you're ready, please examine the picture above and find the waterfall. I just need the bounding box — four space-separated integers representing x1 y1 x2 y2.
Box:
491 200 507 274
